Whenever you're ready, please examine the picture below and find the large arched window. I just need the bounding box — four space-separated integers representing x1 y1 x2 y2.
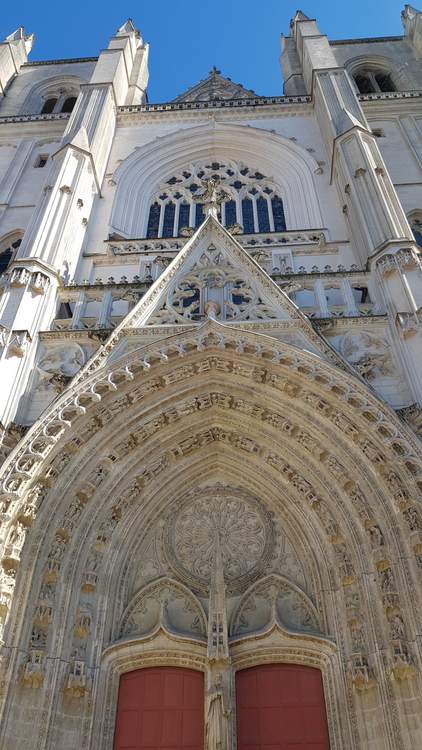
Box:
145 161 286 238
0 235 22 274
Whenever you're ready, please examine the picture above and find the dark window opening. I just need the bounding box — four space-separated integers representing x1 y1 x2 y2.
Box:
61 97 77 113
0 249 13 274
354 75 375 94
352 286 369 304
41 98 57 114
375 73 395 92
34 154 48 168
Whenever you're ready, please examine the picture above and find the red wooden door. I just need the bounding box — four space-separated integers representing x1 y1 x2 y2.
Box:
114 667 204 750
236 664 330 750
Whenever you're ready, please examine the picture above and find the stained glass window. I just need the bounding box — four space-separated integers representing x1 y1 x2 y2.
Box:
144 162 287 238
225 200 237 227
256 197 270 232
162 202 176 238
195 203 205 227
179 203 190 232
272 196 286 232
242 199 254 234
146 202 161 238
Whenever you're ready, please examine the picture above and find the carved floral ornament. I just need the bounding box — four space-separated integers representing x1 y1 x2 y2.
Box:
148 242 283 324
0 323 420 708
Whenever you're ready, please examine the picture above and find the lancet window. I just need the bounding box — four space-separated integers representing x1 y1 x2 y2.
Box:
145 161 286 238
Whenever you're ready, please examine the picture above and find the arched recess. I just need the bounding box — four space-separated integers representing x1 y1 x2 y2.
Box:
109 121 324 237
1 323 422 748
19 75 83 115
346 55 413 94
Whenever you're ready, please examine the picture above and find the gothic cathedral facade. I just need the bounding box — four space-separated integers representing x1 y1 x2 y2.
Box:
0 6 422 750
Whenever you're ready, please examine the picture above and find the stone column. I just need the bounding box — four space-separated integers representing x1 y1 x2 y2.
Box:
314 280 331 318
340 278 360 317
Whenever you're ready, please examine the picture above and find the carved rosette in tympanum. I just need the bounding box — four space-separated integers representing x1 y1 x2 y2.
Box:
163 484 276 594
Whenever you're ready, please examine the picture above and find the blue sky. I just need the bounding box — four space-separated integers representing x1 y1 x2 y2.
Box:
1 1 408 102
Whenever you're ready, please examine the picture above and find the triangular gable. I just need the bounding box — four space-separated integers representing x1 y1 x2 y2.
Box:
173 67 258 102
71 217 359 382
125 216 302 328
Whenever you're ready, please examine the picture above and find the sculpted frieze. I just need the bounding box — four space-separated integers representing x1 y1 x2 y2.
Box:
230 575 321 637
120 578 207 640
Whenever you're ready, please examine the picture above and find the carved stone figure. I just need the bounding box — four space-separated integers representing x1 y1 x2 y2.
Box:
205 674 230 750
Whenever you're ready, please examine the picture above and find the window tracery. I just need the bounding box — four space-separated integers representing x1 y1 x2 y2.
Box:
146 161 286 238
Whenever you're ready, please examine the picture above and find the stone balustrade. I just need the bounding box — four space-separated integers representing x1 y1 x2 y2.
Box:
50 264 382 331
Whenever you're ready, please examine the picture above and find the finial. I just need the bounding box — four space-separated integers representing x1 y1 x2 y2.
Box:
209 66 221 76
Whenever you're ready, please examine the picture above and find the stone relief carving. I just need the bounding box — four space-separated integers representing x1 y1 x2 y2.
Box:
37 344 86 393
120 577 207 640
339 331 395 381
230 574 321 636
164 484 276 594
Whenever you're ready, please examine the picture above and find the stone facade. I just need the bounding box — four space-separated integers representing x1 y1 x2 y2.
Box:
0 7 422 749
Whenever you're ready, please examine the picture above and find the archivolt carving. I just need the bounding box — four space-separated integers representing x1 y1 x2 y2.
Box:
230 574 321 637
0 323 421 725
119 577 207 640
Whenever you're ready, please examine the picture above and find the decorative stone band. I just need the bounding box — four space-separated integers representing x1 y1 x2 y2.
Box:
0 267 50 295
376 248 421 276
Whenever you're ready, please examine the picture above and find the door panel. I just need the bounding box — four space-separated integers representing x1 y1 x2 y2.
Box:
114 667 204 750
236 664 330 750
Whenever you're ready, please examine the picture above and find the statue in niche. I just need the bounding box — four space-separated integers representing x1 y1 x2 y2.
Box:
205 672 230 750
